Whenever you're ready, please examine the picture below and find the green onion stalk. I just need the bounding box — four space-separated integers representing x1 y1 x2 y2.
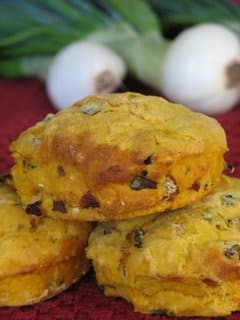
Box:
0 0 239 89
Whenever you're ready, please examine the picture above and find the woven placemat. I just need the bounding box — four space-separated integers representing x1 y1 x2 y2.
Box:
0 78 240 320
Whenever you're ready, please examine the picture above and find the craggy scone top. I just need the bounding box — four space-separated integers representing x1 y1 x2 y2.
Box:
10 92 227 221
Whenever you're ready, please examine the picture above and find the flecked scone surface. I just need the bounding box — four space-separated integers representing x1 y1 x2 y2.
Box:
0 176 92 306
87 176 240 317
10 92 227 221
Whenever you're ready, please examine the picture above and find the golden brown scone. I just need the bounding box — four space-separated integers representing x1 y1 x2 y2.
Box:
87 175 240 317
0 175 92 306
10 92 227 221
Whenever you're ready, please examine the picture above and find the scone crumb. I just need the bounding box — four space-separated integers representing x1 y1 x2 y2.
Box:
163 176 178 200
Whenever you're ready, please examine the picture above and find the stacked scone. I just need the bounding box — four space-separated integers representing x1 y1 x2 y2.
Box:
7 92 240 315
0 174 92 306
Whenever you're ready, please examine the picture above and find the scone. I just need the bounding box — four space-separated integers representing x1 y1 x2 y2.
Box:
0 174 92 306
10 92 227 221
87 175 240 317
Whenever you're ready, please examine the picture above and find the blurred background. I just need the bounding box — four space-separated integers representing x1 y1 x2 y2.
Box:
0 0 240 112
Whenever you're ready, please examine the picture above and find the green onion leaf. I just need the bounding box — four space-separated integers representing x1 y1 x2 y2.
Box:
103 0 161 34
149 0 240 37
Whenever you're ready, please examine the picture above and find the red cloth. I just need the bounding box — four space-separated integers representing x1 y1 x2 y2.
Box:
0 78 240 320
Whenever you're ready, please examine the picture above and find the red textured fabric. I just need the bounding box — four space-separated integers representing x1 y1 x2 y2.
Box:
0 78 240 320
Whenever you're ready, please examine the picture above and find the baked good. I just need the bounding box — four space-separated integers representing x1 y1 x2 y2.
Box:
87 175 240 316
10 92 227 221
0 174 92 306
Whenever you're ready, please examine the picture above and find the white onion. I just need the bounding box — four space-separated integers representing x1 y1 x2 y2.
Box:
160 23 240 114
46 41 126 110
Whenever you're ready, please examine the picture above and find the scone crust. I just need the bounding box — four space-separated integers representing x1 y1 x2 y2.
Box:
10 92 227 221
0 176 92 306
87 176 240 316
